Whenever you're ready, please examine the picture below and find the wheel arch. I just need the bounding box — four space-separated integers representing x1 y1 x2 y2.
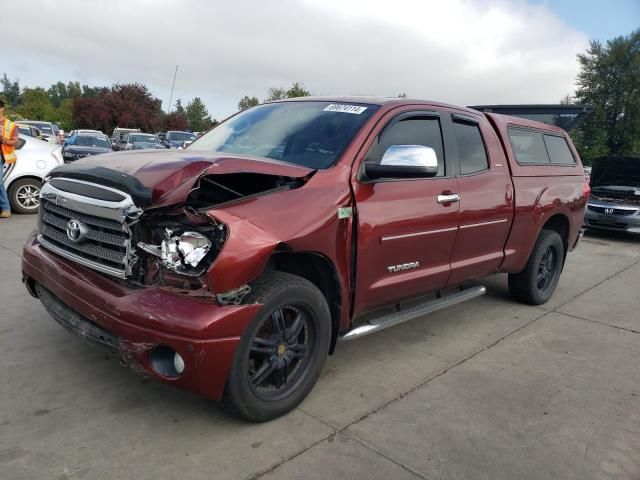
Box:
541 213 570 263
266 250 343 355
7 174 44 190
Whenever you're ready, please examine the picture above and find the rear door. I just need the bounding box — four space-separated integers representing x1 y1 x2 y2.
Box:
447 113 513 285
352 109 460 315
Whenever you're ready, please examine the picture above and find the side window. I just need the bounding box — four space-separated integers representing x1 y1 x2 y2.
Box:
367 117 445 176
508 128 549 164
544 134 575 165
453 120 489 175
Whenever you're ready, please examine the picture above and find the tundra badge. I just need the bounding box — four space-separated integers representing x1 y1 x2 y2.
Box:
387 262 420 273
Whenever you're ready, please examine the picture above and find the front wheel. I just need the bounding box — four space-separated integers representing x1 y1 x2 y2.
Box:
223 271 331 421
508 229 564 305
8 178 42 214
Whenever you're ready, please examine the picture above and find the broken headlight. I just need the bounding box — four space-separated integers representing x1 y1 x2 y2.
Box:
138 224 226 276
163 231 212 269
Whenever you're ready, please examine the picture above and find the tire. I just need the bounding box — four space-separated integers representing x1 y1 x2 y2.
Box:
8 178 42 215
223 271 331 422
508 229 565 305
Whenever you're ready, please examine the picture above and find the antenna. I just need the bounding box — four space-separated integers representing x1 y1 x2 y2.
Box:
167 64 179 113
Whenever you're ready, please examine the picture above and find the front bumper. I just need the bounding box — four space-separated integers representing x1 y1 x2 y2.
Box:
22 232 261 400
584 208 640 234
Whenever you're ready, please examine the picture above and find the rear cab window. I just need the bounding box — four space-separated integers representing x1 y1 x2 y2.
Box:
543 134 575 165
508 127 576 166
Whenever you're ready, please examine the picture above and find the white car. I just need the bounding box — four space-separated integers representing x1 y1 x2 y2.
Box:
2 135 64 214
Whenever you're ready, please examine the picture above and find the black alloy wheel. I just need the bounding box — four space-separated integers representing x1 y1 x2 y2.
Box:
248 304 314 400
508 229 565 305
536 245 559 295
223 271 331 421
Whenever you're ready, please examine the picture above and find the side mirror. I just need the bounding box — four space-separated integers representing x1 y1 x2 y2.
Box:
363 145 439 180
16 137 27 150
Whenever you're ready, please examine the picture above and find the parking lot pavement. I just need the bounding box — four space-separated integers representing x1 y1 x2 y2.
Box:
1 216 639 480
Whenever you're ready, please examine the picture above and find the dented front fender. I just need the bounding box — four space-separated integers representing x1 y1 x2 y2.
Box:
206 210 281 293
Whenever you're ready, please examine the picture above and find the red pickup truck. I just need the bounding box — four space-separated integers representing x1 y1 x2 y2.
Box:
22 97 588 421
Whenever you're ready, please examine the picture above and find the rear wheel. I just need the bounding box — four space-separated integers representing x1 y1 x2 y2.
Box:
8 178 42 214
223 271 331 421
508 229 564 305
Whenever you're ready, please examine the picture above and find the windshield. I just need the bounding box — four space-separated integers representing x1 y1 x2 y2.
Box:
129 134 157 144
191 102 378 169
168 132 196 142
71 136 111 148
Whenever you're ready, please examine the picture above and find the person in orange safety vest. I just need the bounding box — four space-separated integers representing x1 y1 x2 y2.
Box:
0 99 20 218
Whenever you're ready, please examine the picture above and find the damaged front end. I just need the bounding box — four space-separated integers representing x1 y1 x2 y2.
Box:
132 170 311 298
39 162 313 305
25 153 318 400
135 206 227 285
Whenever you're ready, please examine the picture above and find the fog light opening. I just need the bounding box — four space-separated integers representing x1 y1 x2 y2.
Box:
149 346 185 378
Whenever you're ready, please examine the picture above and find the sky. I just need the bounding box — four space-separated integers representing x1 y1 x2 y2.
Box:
3 0 638 120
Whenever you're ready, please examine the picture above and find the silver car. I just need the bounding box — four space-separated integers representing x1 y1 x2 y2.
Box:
584 156 640 234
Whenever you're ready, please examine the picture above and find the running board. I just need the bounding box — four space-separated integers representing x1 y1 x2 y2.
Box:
339 286 486 341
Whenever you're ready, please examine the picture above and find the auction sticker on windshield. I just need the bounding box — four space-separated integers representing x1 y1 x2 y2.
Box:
323 104 368 114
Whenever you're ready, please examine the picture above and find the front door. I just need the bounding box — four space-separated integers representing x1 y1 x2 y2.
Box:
352 110 460 315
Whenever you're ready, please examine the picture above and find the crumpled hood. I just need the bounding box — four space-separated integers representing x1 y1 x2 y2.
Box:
48 149 314 208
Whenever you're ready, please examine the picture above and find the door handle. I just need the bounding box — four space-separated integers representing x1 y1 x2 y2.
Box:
437 193 460 204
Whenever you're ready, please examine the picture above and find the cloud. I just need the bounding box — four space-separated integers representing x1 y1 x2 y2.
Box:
5 0 587 118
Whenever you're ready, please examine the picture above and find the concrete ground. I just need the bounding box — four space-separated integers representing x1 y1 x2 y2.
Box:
1 215 639 480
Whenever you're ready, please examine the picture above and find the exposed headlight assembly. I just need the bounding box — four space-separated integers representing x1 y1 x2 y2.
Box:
138 225 225 275
163 230 212 269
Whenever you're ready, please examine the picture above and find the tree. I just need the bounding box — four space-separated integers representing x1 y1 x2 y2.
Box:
107 83 164 132
398 92 407 98
174 98 186 115
47 81 68 108
81 85 100 97
0 73 21 107
265 87 287 103
573 29 640 160
238 95 259 111
164 111 188 131
66 81 82 99
55 98 75 131
72 83 164 133
186 97 213 132
17 87 55 120
264 82 311 103
285 82 310 98
73 92 112 133
47 81 84 108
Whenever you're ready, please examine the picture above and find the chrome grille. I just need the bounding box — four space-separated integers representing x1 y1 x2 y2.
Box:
587 204 637 216
38 178 142 278
40 221 127 265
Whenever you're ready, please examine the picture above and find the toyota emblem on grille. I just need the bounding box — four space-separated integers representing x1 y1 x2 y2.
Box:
604 208 614 215
66 219 88 243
